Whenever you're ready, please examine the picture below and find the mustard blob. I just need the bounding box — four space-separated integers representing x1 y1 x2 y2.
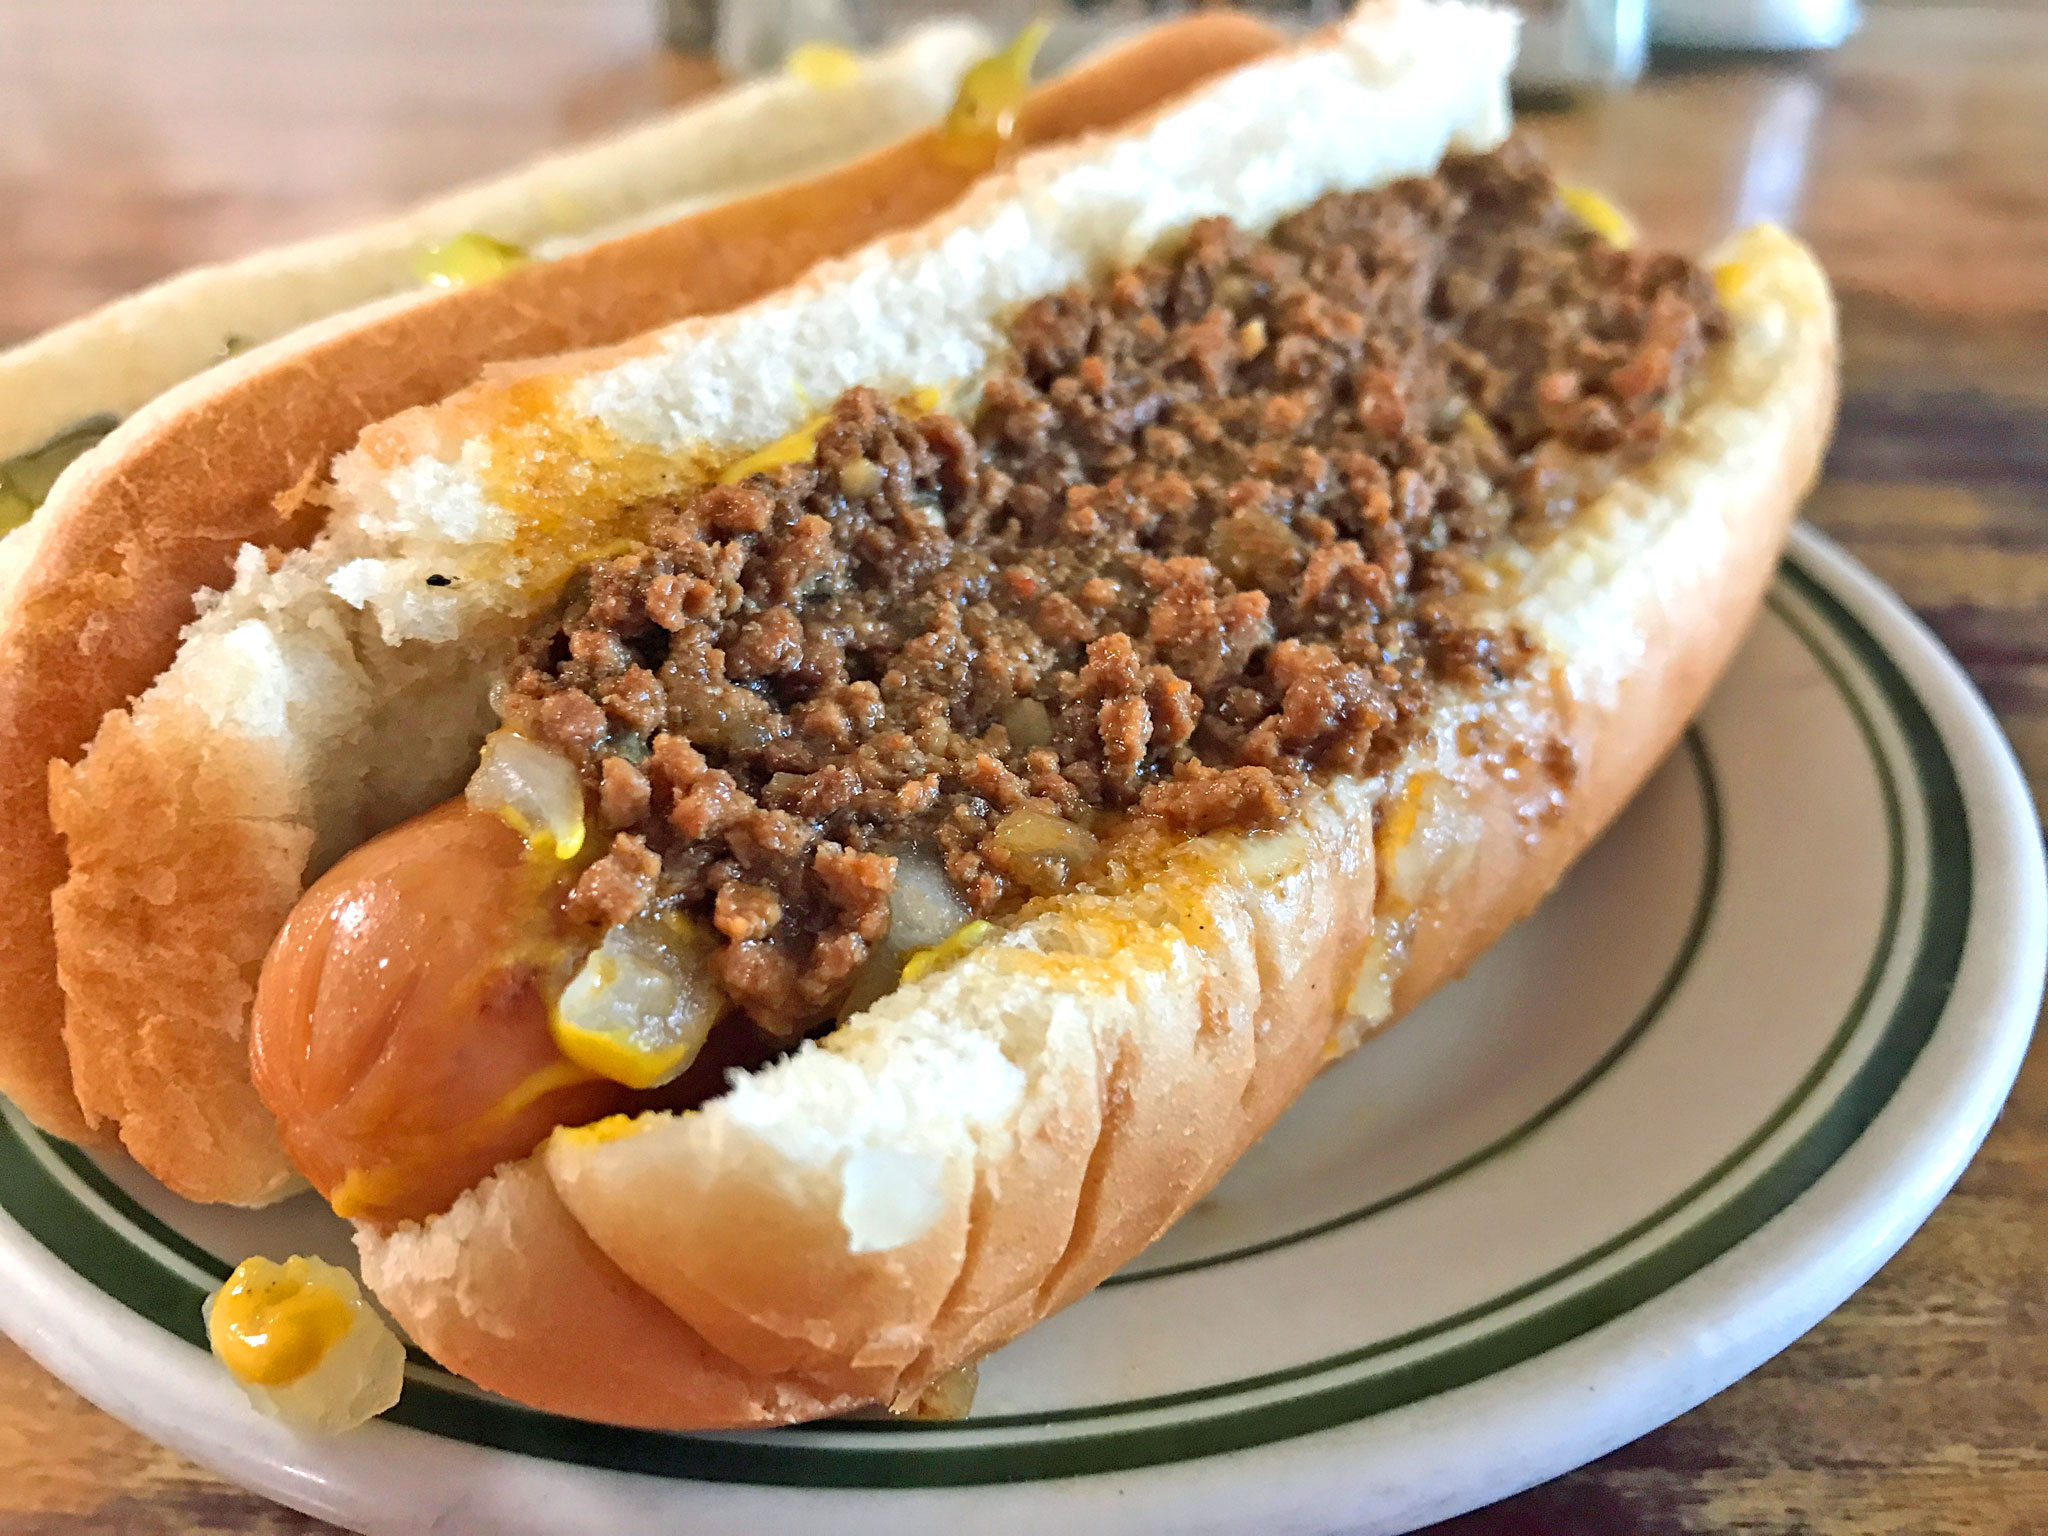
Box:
716 413 830 483
899 920 997 986
208 1256 355 1388
786 41 862 89
717 388 943 485
937 21 1050 170
1559 185 1637 250
412 231 529 289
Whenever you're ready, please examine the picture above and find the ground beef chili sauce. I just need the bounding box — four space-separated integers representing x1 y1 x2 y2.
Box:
498 143 1726 1041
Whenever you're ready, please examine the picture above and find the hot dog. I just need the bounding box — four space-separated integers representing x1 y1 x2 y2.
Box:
12 0 1834 1430
0 10 1286 1184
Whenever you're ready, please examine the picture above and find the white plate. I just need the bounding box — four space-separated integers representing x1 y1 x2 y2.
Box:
0 526 2039 1535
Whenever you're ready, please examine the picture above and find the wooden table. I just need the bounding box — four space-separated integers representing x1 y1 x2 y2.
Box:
2 3 2043 1530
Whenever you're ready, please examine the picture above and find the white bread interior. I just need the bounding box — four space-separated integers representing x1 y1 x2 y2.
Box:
362 218 1834 1427
0 22 987 466
46 0 1516 1204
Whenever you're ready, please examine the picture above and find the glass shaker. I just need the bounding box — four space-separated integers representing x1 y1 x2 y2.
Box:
660 0 1645 91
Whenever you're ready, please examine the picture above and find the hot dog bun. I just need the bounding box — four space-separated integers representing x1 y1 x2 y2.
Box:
0 11 1285 1174
360 220 1832 1425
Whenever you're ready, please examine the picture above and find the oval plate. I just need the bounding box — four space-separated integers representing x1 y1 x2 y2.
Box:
0 526 2040 1534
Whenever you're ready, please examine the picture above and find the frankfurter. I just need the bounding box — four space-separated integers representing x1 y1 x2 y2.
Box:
23 0 1833 1430
0 10 1286 1175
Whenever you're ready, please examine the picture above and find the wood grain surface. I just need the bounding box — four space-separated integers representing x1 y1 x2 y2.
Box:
1 2 2043 1531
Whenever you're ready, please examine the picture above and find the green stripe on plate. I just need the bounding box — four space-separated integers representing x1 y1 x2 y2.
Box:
0 1108 214 1350
0 554 1975 1486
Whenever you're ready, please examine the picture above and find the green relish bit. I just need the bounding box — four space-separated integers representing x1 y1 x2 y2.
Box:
411 232 529 290
0 414 120 533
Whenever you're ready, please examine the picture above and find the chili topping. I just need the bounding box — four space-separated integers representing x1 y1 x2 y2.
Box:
497 141 1727 1031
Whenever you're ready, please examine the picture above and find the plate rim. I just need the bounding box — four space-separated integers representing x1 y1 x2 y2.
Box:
0 525 2038 1532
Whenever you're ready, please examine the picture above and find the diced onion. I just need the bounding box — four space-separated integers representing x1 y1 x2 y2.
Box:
836 851 969 1019
889 852 971 952
837 455 883 498
897 1362 979 1422
1003 697 1053 752
991 807 1099 863
992 807 1100 894
204 1255 405 1433
466 730 586 860
552 918 724 1090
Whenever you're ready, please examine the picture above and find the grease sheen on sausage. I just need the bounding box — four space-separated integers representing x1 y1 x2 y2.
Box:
249 802 626 1223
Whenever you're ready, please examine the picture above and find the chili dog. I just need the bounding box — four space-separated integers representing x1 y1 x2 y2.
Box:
0 10 1285 1182
15 0 1833 1430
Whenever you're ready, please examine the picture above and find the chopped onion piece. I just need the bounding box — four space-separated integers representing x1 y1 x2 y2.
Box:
1002 697 1053 751
991 806 1100 895
991 806 1099 863
897 1362 979 1421
466 730 585 859
552 918 723 1090
838 851 969 1018
204 1255 404 1433
889 852 971 953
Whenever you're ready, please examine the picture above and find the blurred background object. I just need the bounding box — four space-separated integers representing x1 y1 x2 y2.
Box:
665 0 1651 86
1652 0 1859 50
664 0 1860 89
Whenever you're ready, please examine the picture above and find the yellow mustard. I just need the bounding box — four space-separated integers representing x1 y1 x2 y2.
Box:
413 231 530 289
328 1058 596 1218
936 21 1050 171
1711 257 1756 298
208 1256 355 1388
900 920 998 986
326 1165 403 1223
1559 185 1637 250
1376 770 1435 869
787 41 862 89
494 801 586 863
717 414 830 483
554 1112 650 1149
717 388 945 485
493 1056 599 1116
